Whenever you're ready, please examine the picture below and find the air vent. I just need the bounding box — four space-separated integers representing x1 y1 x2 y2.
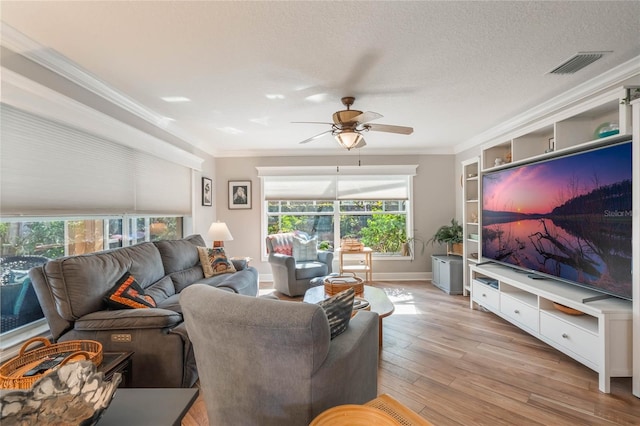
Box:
548 51 610 74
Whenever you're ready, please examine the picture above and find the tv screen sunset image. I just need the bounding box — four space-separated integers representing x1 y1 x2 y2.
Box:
482 141 632 299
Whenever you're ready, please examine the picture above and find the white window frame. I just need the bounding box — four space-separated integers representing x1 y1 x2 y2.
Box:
258 165 417 261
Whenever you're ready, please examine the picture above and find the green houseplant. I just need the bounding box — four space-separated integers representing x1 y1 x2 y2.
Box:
428 218 463 255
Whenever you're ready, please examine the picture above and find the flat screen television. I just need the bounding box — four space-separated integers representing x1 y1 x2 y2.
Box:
481 140 633 300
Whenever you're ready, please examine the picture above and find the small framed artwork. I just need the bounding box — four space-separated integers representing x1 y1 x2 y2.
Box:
229 180 251 209
202 177 212 206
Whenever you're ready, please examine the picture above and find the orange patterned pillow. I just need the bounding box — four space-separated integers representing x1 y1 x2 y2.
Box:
105 272 156 309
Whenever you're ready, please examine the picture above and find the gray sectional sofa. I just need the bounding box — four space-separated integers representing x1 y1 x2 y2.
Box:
29 234 258 388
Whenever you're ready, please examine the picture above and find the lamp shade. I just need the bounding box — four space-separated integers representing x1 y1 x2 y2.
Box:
208 221 233 247
335 131 363 150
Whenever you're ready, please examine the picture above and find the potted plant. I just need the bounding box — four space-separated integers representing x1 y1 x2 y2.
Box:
428 218 463 255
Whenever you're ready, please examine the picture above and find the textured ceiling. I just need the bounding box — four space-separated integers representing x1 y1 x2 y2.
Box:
1 1 639 157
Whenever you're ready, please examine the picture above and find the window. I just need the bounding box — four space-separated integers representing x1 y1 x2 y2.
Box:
267 201 335 249
0 215 182 337
266 200 408 254
340 201 407 253
259 165 417 256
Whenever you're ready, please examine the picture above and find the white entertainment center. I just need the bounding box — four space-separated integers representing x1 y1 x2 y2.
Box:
462 84 639 394
470 263 631 393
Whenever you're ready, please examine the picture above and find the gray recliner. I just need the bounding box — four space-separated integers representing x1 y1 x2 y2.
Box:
266 233 333 296
180 284 379 426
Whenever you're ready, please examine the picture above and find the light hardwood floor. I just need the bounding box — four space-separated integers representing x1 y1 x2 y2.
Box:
182 281 640 425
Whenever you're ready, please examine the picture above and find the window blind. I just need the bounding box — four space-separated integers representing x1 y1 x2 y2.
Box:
263 176 337 200
258 165 417 201
1 104 191 216
337 175 410 200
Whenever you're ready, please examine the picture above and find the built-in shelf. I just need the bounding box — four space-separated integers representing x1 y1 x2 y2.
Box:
480 86 636 173
461 157 480 297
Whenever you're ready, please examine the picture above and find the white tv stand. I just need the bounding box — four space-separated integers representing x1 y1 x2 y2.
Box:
470 263 632 393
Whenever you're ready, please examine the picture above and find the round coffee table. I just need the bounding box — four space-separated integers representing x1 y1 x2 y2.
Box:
303 285 394 346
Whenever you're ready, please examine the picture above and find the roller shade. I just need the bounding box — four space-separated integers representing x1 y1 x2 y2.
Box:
337 175 409 200
258 165 416 201
263 175 337 200
1 104 191 216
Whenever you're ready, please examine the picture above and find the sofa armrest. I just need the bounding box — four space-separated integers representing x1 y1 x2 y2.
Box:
230 258 247 271
317 250 334 269
211 267 259 296
268 253 295 268
268 253 297 287
73 308 182 331
311 310 379 409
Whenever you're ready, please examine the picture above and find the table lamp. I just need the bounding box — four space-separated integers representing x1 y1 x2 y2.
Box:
208 221 233 248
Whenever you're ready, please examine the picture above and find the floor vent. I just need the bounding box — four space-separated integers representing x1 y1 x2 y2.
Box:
548 51 610 74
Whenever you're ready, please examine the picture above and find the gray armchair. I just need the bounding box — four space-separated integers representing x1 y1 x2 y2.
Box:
180 284 379 426
266 233 333 296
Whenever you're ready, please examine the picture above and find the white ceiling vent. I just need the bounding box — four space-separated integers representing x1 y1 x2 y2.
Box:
548 51 610 75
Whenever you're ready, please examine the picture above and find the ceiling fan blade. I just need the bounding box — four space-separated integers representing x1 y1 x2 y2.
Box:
366 123 414 135
350 111 383 125
299 130 333 144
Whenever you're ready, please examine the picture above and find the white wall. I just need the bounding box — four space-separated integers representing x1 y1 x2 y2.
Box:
214 154 457 278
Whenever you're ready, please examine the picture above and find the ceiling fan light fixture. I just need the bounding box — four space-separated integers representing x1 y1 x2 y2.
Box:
335 130 363 150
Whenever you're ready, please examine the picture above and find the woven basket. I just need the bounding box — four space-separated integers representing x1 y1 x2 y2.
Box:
0 337 103 390
340 238 364 251
324 273 364 296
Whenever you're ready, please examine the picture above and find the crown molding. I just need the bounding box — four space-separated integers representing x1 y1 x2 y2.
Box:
0 22 214 157
454 55 640 154
1 67 204 170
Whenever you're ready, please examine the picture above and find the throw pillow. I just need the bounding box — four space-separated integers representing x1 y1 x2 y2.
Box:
292 235 318 262
268 234 293 256
317 287 355 339
197 246 237 278
105 272 156 309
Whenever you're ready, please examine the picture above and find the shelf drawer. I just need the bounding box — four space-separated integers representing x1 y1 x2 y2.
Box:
472 280 499 311
500 293 539 333
540 311 598 366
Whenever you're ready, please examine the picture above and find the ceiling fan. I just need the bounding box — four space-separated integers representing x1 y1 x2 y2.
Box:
294 97 413 150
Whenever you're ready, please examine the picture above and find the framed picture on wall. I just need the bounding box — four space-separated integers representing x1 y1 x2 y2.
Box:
202 177 212 206
228 180 251 209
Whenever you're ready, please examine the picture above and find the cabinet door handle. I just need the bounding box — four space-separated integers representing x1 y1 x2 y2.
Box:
514 309 520 314
482 293 486 297
562 333 569 339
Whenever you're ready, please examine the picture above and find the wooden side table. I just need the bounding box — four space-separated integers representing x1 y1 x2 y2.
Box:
337 247 373 282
